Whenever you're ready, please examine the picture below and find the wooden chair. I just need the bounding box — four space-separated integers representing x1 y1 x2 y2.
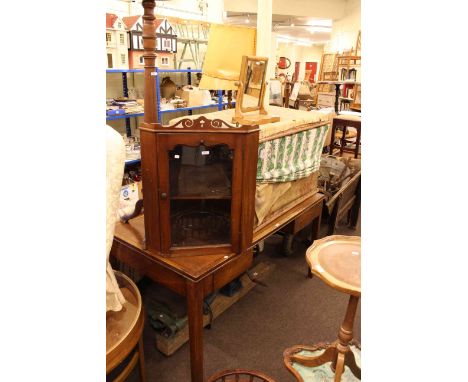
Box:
326 169 361 236
207 369 277 382
284 235 361 382
330 115 361 158
106 271 147 382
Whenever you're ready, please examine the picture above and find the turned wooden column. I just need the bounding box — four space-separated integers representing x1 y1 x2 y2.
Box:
142 0 157 124
140 0 161 252
332 295 360 379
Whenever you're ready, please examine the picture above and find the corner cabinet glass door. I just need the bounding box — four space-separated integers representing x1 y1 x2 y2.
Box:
157 134 242 255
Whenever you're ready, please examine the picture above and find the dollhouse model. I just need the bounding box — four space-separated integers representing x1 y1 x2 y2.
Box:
106 13 129 69
123 16 177 69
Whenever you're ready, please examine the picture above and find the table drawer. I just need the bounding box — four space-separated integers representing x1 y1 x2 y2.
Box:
213 251 253 290
284 201 323 234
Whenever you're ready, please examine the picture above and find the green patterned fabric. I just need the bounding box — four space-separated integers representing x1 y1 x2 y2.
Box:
292 345 361 382
256 124 329 183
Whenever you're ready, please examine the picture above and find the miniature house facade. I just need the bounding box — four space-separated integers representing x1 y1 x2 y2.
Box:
106 13 129 69
122 15 144 69
123 16 177 69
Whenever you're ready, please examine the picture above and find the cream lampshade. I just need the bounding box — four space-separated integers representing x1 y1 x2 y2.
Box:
198 24 257 91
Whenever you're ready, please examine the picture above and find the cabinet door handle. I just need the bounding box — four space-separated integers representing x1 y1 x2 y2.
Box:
161 192 167 200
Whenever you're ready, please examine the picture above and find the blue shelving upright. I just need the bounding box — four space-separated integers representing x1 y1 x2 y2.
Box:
106 69 145 137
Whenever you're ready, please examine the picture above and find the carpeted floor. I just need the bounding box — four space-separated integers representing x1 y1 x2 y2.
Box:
125 222 360 382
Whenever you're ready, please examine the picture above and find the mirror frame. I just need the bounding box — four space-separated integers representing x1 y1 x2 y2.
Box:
236 55 269 115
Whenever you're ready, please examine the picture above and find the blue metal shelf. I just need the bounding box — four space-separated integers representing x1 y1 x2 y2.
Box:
106 68 233 131
125 159 141 166
106 112 144 121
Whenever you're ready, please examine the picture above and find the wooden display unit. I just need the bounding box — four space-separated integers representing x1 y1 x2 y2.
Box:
139 116 259 257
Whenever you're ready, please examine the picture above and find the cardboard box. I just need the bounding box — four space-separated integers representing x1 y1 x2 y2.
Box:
175 87 212 107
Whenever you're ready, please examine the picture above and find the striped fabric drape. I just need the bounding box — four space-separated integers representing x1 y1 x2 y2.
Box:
256 124 329 183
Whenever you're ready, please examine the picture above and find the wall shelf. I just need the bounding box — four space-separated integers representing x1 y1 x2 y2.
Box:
106 68 234 135
106 70 144 136
106 112 145 121
125 159 141 166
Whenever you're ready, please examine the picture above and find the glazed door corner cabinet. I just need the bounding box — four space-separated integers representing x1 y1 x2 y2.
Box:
139 116 260 257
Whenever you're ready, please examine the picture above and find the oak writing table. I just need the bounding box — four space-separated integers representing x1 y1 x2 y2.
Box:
111 193 325 382
111 214 252 382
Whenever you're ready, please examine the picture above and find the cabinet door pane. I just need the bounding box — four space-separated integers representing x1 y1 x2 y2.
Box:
168 143 233 247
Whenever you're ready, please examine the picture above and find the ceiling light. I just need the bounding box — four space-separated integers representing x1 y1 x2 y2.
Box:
277 35 312 47
308 26 332 34
307 19 332 27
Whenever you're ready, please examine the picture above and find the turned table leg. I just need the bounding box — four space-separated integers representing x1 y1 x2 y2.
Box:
332 294 360 380
333 352 346 382
187 280 205 382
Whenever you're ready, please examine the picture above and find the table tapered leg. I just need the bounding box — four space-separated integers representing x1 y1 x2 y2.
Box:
138 338 147 382
333 352 346 382
344 347 361 379
187 280 205 382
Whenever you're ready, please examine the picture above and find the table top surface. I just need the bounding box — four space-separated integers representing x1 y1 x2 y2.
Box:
113 214 237 280
306 235 361 296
